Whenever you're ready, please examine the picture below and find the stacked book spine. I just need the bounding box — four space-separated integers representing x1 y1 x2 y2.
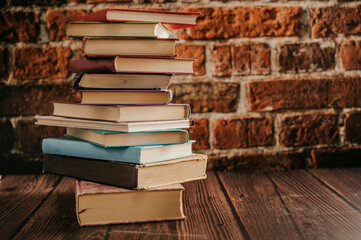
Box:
36 8 207 226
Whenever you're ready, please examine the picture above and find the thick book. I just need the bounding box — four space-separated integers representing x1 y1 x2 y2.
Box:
66 22 171 38
69 57 195 74
66 128 189 147
42 137 194 164
81 37 178 58
35 115 193 132
80 89 172 105
71 73 172 90
75 180 185 226
52 102 191 122
72 8 199 30
43 153 207 189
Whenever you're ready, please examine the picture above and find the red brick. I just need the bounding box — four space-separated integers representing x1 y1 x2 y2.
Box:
340 40 361 70
345 112 361 143
13 47 72 80
231 44 250 75
46 10 88 41
170 82 239 113
86 0 131 2
279 113 338 147
207 152 305 171
0 84 81 116
188 118 209 150
0 120 14 153
9 0 66 5
179 7 302 40
212 44 231 76
248 77 361 112
213 117 274 149
175 44 205 76
310 5 361 38
0 48 7 79
0 11 39 42
17 122 65 154
277 43 335 73
312 148 361 168
250 43 271 75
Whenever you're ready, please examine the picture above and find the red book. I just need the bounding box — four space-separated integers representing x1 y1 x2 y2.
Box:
72 8 199 30
69 57 195 74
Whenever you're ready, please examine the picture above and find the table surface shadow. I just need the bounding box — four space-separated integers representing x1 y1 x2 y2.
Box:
1 168 361 240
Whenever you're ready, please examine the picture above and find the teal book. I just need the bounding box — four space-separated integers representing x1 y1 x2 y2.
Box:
42 137 194 164
65 128 189 147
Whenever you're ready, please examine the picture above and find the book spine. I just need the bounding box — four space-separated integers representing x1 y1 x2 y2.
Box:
71 73 85 89
71 9 108 22
69 59 117 73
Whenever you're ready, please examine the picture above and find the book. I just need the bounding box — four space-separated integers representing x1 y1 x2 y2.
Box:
35 115 193 132
42 137 194 164
52 102 191 122
71 73 172 90
75 180 185 226
66 128 189 147
69 57 194 74
80 89 172 105
43 153 207 189
81 37 178 58
72 8 199 30
66 22 172 38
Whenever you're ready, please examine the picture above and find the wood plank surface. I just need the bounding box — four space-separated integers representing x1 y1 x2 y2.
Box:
310 168 361 209
268 170 361 240
0 175 59 239
13 177 109 240
217 171 303 240
108 172 246 240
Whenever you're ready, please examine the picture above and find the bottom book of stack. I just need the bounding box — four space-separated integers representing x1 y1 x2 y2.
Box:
76 180 185 226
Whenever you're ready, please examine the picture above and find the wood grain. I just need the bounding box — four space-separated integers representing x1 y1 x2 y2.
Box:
0 174 59 238
217 171 303 240
310 168 361 209
108 172 245 240
13 177 109 240
269 170 361 240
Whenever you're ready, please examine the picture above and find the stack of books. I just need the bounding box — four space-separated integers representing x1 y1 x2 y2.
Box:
35 8 207 226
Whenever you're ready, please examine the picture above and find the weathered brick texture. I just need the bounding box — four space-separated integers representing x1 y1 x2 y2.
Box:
179 7 302 39
213 117 274 149
312 148 361 168
310 5 361 38
0 84 81 116
207 152 305 171
277 43 335 73
340 40 361 70
175 44 205 75
279 113 338 147
171 82 239 113
248 77 361 112
0 120 15 154
8 0 66 6
345 112 361 143
13 47 72 80
188 118 209 150
0 11 39 42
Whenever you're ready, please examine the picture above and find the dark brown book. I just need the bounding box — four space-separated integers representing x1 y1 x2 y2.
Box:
43 153 207 190
75 180 185 226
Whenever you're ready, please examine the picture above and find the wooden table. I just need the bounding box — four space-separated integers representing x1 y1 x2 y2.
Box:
1 169 361 239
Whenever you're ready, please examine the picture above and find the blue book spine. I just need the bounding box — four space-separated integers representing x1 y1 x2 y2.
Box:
42 138 142 164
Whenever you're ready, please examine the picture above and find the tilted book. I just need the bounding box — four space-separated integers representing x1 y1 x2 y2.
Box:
72 8 199 30
44 153 207 189
42 137 194 164
76 180 185 226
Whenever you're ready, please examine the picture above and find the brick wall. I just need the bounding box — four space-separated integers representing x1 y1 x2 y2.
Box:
1 0 361 172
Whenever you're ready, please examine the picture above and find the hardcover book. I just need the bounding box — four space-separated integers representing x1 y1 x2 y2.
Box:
75 180 185 226
35 115 193 132
66 22 171 38
43 153 207 189
42 137 194 164
52 102 191 122
69 57 195 74
66 128 189 147
81 37 178 58
72 8 199 30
